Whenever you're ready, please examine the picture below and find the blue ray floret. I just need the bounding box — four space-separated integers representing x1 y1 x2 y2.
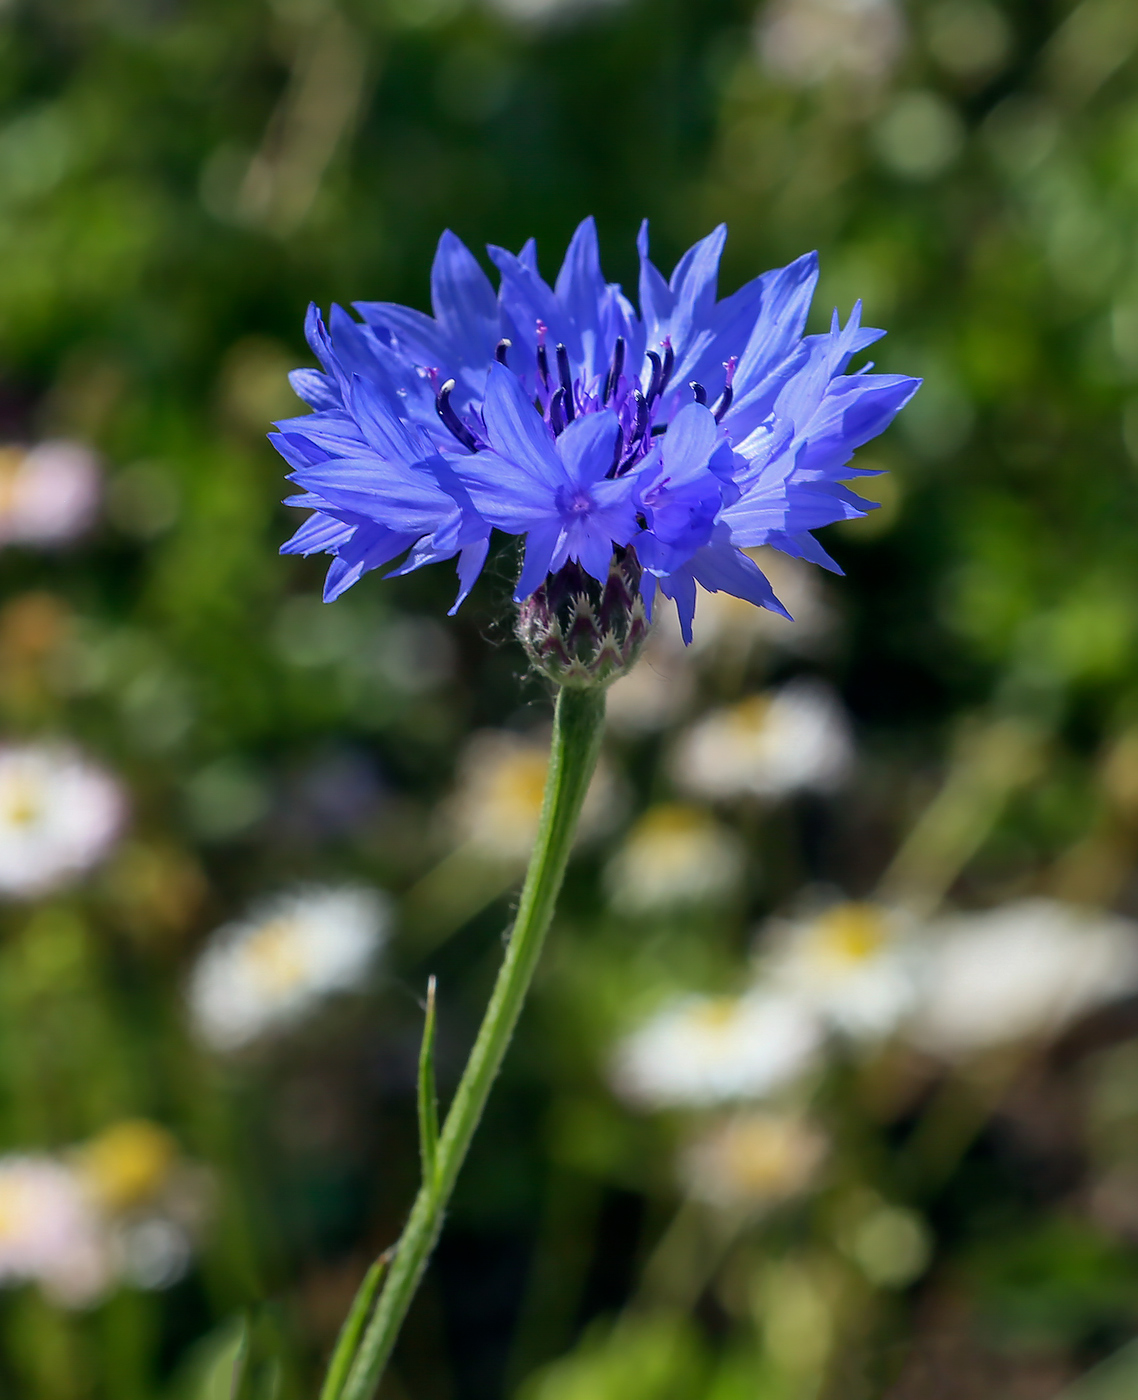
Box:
274 218 920 639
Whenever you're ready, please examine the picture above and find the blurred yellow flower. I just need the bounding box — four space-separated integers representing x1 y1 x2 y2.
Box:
76 1120 177 1212
604 803 744 911
760 899 917 1039
444 729 616 862
680 1110 827 1211
672 679 853 801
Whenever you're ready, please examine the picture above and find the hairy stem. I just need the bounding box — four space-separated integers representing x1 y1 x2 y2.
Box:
337 685 607 1400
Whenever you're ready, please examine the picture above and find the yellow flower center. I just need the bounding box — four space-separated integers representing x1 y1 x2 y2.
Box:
0 447 24 515
0 776 43 829
487 752 548 824
634 803 711 840
691 997 740 1032
810 903 889 965
720 1118 802 1195
78 1120 176 1210
243 917 308 995
0 1179 30 1240
727 695 773 738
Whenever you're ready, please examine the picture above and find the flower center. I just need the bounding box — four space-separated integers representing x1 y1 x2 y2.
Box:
430 331 739 477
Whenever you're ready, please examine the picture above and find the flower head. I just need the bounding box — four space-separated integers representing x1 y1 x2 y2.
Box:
0 442 100 548
610 990 822 1109
0 1155 112 1307
672 678 853 800
275 220 918 645
905 898 1138 1058
443 727 617 862
680 1111 827 1212
188 885 389 1051
604 802 744 912
759 899 917 1039
0 745 125 897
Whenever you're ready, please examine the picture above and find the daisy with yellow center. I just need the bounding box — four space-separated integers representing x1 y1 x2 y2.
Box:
604 803 744 912
0 1155 111 1307
671 678 853 801
761 900 917 1040
188 885 389 1051
444 728 614 863
680 1111 828 1211
0 744 124 897
610 989 823 1109
0 441 99 546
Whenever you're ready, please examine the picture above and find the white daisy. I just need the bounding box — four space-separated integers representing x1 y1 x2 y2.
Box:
0 744 125 896
0 1155 111 1308
0 441 100 547
671 679 853 801
761 900 918 1039
188 885 389 1051
443 728 616 863
610 990 823 1109
757 0 906 87
906 898 1138 1057
680 1111 828 1211
604 803 744 913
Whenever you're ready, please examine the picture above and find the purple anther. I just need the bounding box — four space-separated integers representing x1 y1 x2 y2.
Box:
690 381 708 406
496 338 512 366
633 389 649 442
555 344 575 421
604 336 626 405
436 379 483 453
661 339 674 388
550 388 567 436
712 356 737 422
607 424 625 476
536 320 550 389
645 350 663 405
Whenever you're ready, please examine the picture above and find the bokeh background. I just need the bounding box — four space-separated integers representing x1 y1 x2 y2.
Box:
4 0 1138 1396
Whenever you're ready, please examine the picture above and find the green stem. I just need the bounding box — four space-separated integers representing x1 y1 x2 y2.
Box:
338 685 607 1400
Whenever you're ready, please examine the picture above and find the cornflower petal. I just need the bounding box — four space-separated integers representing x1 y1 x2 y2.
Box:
431 230 500 366
556 410 622 486
481 363 562 479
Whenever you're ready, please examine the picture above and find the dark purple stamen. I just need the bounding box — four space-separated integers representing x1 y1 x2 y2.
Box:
690 381 708 406
555 344 575 421
661 341 674 388
550 387 567 436
604 336 625 404
645 351 663 404
536 343 550 389
436 379 482 453
713 385 733 422
496 338 512 366
633 389 649 441
609 423 625 474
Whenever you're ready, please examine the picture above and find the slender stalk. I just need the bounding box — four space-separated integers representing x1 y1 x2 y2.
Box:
338 685 607 1400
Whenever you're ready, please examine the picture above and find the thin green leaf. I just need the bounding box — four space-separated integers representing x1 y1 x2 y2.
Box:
318 1252 391 1400
417 975 439 1184
228 1318 251 1400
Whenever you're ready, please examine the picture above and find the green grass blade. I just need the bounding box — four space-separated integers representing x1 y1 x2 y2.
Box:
318 1254 391 1400
417 975 439 1184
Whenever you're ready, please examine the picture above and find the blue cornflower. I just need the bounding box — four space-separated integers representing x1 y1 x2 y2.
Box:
274 218 919 642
